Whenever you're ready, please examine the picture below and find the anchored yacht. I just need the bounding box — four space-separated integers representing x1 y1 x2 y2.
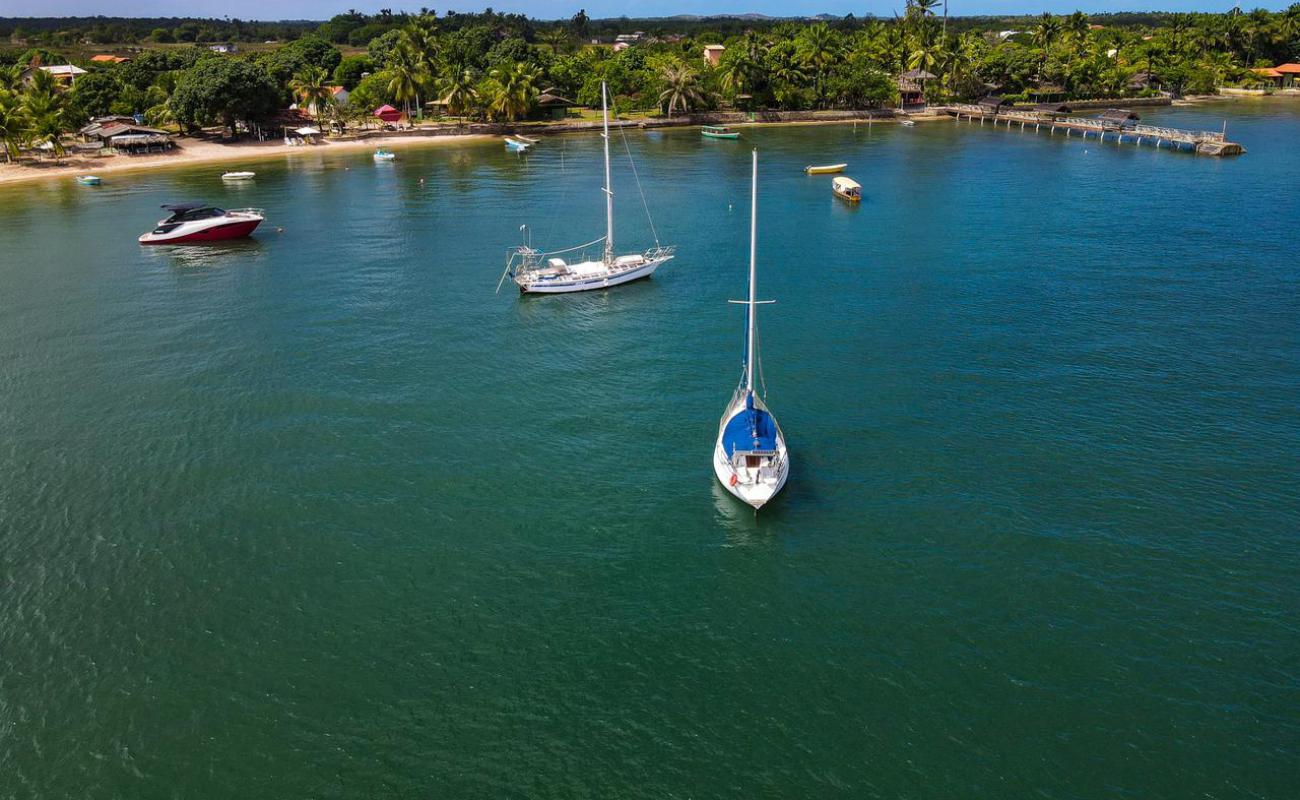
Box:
713 150 789 510
498 82 674 295
138 203 264 245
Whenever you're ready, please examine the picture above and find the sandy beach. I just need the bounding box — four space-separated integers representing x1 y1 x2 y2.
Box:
0 132 495 186
0 112 929 187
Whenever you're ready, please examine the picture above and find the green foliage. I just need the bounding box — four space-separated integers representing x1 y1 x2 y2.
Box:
169 57 280 133
1 5 1299 159
333 55 374 90
347 71 395 114
69 69 120 118
270 35 342 80
367 30 405 68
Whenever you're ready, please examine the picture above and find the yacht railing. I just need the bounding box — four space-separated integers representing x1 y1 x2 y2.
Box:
227 208 266 217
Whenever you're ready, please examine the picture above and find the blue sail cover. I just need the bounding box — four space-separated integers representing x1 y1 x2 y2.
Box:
722 393 778 456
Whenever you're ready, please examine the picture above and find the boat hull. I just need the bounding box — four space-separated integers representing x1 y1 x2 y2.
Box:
805 164 847 174
138 218 262 245
517 255 671 294
712 440 789 509
712 398 789 510
702 132 740 139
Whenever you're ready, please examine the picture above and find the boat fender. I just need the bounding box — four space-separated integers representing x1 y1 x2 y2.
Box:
729 474 738 487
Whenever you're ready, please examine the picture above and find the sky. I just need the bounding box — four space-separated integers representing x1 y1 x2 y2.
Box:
3 0 1278 20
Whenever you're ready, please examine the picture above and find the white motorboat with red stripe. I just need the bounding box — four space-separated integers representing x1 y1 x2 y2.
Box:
497 82 674 295
138 203 264 245
713 149 789 510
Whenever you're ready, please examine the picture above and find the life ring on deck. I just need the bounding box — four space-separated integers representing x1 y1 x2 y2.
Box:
729 474 738 487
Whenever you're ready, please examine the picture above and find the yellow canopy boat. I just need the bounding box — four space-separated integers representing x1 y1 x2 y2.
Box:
832 176 862 202
805 163 847 174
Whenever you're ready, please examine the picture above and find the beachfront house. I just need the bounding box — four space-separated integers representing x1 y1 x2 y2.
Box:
898 69 935 108
83 122 173 153
22 64 87 87
1252 63 1300 88
1098 109 1140 130
703 45 725 67
78 116 138 140
1252 67 1285 88
535 89 576 120
613 42 630 52
1033 102 1073 118
209 43 238 54
978 95 1013 114
90 54 131 64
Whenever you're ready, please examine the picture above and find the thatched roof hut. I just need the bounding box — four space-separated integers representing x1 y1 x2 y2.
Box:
1033 102 1073 116
978 95 1012 112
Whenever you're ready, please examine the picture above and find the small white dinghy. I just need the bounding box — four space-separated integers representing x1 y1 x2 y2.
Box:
713 149 789 510
222 171 255 180
899 119 916 127
373 148 396 161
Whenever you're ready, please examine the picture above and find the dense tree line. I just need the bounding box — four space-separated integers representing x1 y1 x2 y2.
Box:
1 4 1298 160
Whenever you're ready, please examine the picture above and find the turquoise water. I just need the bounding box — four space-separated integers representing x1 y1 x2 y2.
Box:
1 100 1297 798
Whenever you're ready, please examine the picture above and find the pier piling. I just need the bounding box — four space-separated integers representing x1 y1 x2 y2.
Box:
938 105 1245 157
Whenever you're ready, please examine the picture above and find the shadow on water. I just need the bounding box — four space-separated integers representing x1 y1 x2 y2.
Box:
709 479 789 546
143 238 266 269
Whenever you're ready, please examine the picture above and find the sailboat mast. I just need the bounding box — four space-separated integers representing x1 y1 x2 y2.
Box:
746 148 758 393
602 82 614 263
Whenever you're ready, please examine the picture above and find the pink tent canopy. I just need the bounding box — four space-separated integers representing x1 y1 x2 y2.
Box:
374 104 403 123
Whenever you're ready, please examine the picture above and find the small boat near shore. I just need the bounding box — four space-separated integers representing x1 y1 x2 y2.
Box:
504 136 532 152
511 134 540 145
899 119 916 127
138 203 264 245
75 175 101 186
832 176 862 203
222 171 255 181
702 125 740 140
804 163 847 174
373 148 396 161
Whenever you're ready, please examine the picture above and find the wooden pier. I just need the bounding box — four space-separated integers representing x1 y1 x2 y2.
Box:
940 104 1245 157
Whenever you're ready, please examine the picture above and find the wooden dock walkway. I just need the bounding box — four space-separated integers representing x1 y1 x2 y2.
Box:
939 104 1245 157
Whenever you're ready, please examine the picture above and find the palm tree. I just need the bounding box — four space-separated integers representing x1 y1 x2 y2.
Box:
908 41 944 74
386 44 426 121
23 90 65 159
718 32 766 101
658 63 705 117
484 62 540 122
437 68 478 118
796 23 842 106
539 27 571 54
0 64 24 93
290 66 332 124
0 90 30 163
1032 13 1063 81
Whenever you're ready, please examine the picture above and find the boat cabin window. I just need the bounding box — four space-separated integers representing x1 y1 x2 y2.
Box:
165 206 226 223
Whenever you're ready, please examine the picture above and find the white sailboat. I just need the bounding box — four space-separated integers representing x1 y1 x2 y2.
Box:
498 82 674 295
714 149 789 509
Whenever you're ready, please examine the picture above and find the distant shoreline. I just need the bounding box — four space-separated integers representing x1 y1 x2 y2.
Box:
0 95 1267 188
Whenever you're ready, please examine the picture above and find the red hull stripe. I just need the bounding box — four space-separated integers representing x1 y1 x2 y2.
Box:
140 219 261 245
